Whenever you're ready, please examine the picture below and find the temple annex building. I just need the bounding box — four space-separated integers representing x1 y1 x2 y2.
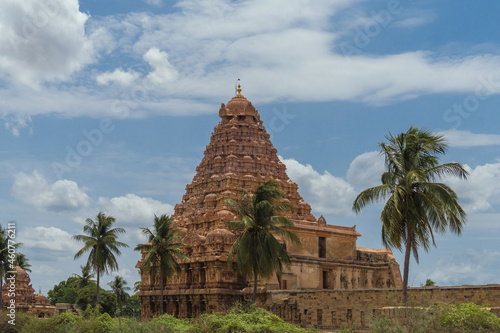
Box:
136 87 500 328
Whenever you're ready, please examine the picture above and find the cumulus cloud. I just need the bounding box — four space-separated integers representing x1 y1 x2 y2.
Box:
1 112 32 136
0 0 96 87
280 156 357 216
445 162 500 213
96 68 140 86
19 226 80 252
427 249 500 286
0 0 499 118
346 151 385 189
12 171 91 212
143 47 178 85
439 130 500 147
97 193 174 225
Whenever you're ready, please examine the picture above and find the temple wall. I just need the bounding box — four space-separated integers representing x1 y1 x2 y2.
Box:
260 284 500 329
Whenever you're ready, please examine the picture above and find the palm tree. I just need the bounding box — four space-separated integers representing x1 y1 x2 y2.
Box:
73 212 129 309
16 253 32 273
135 214 189 316
0 226 8 309
108 275 130 315
224 180 301 303
73 265 96 289
353 127 468 304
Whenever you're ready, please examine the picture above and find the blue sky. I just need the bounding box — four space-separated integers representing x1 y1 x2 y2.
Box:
1 0 500 294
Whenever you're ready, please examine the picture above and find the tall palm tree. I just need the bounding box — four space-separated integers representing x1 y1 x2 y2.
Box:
225 180 301 303
73 212 128 309
73 265 96 289
16 253 32 273
353 127 468 304
135 214 189 316
108 275 130 315
0 226 8 309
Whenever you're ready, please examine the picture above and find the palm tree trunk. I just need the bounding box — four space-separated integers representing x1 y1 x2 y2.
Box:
96 268 100 310
160 270 164 315
402 237 412 305
252 270 258 303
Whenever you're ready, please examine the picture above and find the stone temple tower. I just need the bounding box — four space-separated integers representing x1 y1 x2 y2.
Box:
136 85 402 318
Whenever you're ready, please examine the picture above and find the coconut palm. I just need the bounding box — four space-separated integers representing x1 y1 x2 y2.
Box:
108 275 130 315
135 214 189 315
225 180 301 303
0 226 8 309
73 265 96 289
16 253 32 273
353 127 468 304
73 212 129 309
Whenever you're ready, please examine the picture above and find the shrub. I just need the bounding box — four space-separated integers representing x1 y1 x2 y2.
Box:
428 303 500 333
189 303 306 333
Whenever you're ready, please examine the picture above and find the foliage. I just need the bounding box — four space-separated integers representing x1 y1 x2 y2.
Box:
353 127 468 303
190 303 306 333
76 285 117 317
225 180 301 302
47 276 79 305
15 253 32 273
421 279 436 287
73 265 96 289
108 275 130 314
427 303 500 332
121 295 141 318
369 302 500 333
73 212 128 308
135 214 189 315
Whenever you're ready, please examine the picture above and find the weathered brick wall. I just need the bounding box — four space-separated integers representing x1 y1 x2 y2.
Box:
259 284 500 329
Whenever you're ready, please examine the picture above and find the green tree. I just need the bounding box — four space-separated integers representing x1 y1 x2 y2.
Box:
224 180 301 303
353 127 468 304
73 265 96 289
122 295 141 318
0 226 9 309
76 284 117 316
0 224 21 310
73 212 128 309
135 214 189 316
107 275 130 315
15 253 31 273
47 276 79 305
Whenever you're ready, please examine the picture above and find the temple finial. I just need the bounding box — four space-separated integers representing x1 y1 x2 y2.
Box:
235 78 242 96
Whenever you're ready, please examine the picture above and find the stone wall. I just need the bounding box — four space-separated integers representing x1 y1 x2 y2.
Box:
259 284 500 329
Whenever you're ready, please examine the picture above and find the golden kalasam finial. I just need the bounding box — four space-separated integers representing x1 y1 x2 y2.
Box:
235 78 241 96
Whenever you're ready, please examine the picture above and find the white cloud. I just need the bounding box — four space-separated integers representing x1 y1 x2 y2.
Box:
1 112 32 136
427 249 500 286
346 151 385 189
96 68 140 86
12 171 91 212
445 162 500 213
97 193 174 225
143 47 178 85
0 0 96 87
439 130 500 147
280 156 356 216
18 226 80 252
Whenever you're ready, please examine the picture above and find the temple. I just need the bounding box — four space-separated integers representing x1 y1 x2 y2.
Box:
1 265 55 317
136 86 403 319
